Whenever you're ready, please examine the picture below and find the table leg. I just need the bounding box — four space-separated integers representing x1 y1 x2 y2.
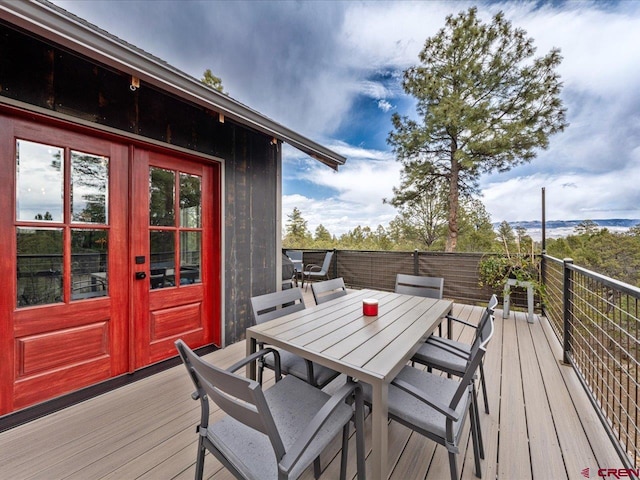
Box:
371 382 389 480
246 335 257 380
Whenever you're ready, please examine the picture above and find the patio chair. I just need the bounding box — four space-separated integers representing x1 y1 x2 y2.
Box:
395 274 445 335
285 250 304 286
311 277 348 305
251 289 340 388
412 294 498 414
302 251 334 290
175 340 366 480
361 320 493 480
394 274 444 299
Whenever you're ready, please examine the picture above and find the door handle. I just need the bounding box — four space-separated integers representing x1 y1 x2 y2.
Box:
135 271 147 280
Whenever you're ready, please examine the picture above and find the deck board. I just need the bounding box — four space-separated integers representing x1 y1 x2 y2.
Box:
0 289 624 480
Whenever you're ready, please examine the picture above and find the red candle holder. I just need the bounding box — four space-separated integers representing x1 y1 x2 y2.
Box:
363 299 379 316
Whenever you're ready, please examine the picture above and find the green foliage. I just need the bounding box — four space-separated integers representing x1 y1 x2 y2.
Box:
478 221 542 295
546 225 640 287
201 69 225 93
388 7 567 252
283 207 312 248
387 194 496 252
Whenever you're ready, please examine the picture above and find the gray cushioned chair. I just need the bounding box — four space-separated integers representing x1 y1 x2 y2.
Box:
412 295 498 414
311 277 348 305
175 340 365 480
361 319 493 480
251 289 339 388
302 251 334 290
394 274 444 299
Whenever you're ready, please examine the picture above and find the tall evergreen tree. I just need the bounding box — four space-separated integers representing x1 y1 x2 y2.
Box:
388 7 567 252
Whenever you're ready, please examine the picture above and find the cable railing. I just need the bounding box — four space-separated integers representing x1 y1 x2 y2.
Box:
542 255 639 469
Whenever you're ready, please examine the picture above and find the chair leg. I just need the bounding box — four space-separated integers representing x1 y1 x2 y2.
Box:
195 435 206 480
354 388 366 480
480 362 490 414
339 424 349 480
313 457 322 479
472 383 485 459
469 399 483 478
448 452 459 480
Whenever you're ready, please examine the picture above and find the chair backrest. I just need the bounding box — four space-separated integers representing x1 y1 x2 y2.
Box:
395 274 444 299
251 288 306 324
175 339 286 458
285 250 303 263
312 277 347 305
450 318 494 409
472 294 498 345
487 293 499 312
318 251 334 274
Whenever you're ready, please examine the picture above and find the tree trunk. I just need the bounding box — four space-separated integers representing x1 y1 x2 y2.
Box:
446 142 459 252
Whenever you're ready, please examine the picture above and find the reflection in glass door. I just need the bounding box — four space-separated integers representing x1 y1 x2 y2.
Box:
149 167 202 289
15 140 110 306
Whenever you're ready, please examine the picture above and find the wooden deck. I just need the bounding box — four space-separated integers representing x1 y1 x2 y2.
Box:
0 289 622 480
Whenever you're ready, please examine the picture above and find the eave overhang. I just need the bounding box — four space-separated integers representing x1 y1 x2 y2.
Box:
0 0 346 170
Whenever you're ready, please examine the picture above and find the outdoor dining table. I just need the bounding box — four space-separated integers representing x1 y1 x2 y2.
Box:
246 288 453 480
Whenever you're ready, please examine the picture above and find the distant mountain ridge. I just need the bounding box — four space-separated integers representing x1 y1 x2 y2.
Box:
494 218 640 240
496 218 640 230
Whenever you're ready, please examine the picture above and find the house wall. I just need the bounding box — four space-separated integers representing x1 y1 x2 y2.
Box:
0 20 277 345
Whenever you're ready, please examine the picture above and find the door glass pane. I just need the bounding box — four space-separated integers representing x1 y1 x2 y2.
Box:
149 167 175 226
17 228 63 307
180 231 201 284
16 140 64 222
71 151 109 224
180 173 201 228
150 231 174 289
71 230 108 300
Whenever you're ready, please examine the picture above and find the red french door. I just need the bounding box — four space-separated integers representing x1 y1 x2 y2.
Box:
0 112 221 414
0 115 129 412
130 148 220 369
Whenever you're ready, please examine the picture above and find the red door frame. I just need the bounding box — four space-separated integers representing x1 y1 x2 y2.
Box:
0 107 222 414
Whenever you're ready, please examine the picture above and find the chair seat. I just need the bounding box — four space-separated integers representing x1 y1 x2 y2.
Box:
412 338 470 375
362 366 470 442
264 349 339 388
208 375 353 480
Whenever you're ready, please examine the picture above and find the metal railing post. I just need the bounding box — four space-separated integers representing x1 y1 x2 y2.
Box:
332 249 338 279
562 258 574 364
413 249 419 276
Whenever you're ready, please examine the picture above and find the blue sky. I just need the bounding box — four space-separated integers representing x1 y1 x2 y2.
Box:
52 0 640 236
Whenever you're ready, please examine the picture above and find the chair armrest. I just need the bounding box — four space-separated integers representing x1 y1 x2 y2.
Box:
304 263 322 273
226 348 282 381
391 377 460 422
279 380 361 474
445 314 477 329
426 336 472 359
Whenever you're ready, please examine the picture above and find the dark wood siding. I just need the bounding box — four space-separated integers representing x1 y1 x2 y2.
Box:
1 21 279 345
224 128 278 343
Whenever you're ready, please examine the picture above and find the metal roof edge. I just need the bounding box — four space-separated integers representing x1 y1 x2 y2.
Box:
0 0 346 169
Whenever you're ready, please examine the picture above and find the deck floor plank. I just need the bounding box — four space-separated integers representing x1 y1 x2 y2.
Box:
498 310 532 480
0 292 625 480
516 312 566 480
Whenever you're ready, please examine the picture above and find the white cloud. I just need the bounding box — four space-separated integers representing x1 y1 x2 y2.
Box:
377 100 393 112
52 0 640 229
